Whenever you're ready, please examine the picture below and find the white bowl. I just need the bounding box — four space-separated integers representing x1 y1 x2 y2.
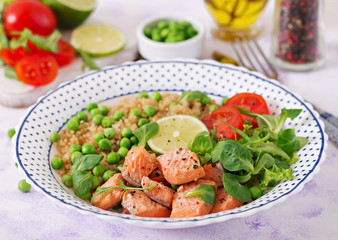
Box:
13 59 328 229
136 15 205 60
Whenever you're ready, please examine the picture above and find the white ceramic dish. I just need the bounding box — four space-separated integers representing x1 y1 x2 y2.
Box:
13 59 327 229
136 15 205 60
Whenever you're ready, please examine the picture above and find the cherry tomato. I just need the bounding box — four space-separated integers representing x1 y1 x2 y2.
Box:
52 40 76 67
15 53 58 86
0 47 31 67
3 0 56 38
202 106 244 140
224 92 270 128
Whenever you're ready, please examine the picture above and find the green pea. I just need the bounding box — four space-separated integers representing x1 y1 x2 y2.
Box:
78 192 91 200
116 164 123 173
187 26 198 38
201 96 211 104
18 179 31 193
171 32 185 42
157 20 168 29
71 151 83 163
169 21 179 31
250 187 263 200
121 128 133 138
8 128 16 139
50 132 60 143
69 144 82 154
67 117 79 131
137 118 150 128
120 137 131 149
144 27 152 38
91 175 101 190
76 111 88 122
160 28 169 38
94 132 105 145
102 170 115 182
107 152 120 164
99 105 109 116
131 144 138 149
150 92 162 102
171 184 179 191
144 105 157 117
139 92 149 98
62 174 73 188
113 111 125 121
104 128 116 139
130 136 138 145
90 108 101 117
51 157 63 170
151 29 162 42
93 114 104 125
93 163 106 176
130 108 141 117
86 102 98 112
222 97 229 105
117 147 129 158
102 116 114 128
98 138 112 151
209 105 218 112
180 21 191 29
169 102 178 107
82 143 96 155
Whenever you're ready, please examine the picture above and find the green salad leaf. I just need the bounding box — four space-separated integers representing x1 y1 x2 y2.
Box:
72 170 93 197
222 173 251 202
133 122 159 147
178 91 208 103
260 165 294 189
4 67 18 80
72 154 104 174
188 131 214 165
184 184 216 206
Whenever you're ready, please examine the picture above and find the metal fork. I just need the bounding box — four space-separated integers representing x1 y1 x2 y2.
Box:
229 35 338 145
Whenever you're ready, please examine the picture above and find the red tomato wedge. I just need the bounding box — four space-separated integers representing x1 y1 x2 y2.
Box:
224 92 270 128
52 40 76 67
202 106 244 140
0 47 31 67
15 53 58 86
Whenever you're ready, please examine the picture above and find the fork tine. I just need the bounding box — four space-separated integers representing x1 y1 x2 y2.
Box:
235 38 258 72
249 34 279 79
242 36 270 77
229 41 246 67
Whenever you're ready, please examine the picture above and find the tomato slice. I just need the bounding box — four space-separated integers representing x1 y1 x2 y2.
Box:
52 40 75 67
224 92 270 128
15 53 58 86
0 47 31 67
202 106 244 140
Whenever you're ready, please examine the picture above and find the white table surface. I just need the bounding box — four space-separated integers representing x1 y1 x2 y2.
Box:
1 0 338 239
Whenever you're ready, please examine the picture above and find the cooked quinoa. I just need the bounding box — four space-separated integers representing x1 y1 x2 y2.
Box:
56 93 216 176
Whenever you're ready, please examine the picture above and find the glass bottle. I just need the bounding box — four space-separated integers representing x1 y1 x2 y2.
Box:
270 0 325 71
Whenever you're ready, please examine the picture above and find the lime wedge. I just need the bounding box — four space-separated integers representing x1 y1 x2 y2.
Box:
70 24 126 57
42 0 96 29
147 115 209 154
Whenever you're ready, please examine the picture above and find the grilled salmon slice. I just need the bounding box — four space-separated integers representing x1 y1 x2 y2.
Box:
92 173 125 210
202 162 224 187
122 207 130 214
141 176 174 208
149 168 166 183
157 147 205 185
122 190 171 217
122 146 158 187
170 179 217 218
211 187 244 213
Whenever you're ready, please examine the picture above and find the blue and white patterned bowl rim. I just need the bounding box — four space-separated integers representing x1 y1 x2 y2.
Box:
13 59 328 229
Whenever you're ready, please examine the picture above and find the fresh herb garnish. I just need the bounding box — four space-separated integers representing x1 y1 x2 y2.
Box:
91 178 155 205
133 121 159 147
178 91 208 103
79 50 101 71
184 184 216 206
4 67 18 80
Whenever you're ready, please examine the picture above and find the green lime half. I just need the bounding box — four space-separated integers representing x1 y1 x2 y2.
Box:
42 0 96 29
70 24 126 57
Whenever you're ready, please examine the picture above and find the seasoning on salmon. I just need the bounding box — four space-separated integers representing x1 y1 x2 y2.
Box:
122 146 158 187
149 168 166 183
211 187 244 213
122 190 171 217
202 162 224 187
92 173 125 210
141 176 174 208
170 179 217 218
157 147 205 185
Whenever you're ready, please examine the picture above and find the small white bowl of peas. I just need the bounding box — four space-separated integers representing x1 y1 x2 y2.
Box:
136 15 205 60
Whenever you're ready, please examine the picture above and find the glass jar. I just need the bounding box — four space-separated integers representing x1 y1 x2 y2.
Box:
270 0 325 71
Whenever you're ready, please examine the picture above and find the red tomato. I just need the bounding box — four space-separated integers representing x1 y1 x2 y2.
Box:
15 53 58 86
224 92 270 128
0 47 31 67
3 0 56 38
202 106 244 140
52 40 76 67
